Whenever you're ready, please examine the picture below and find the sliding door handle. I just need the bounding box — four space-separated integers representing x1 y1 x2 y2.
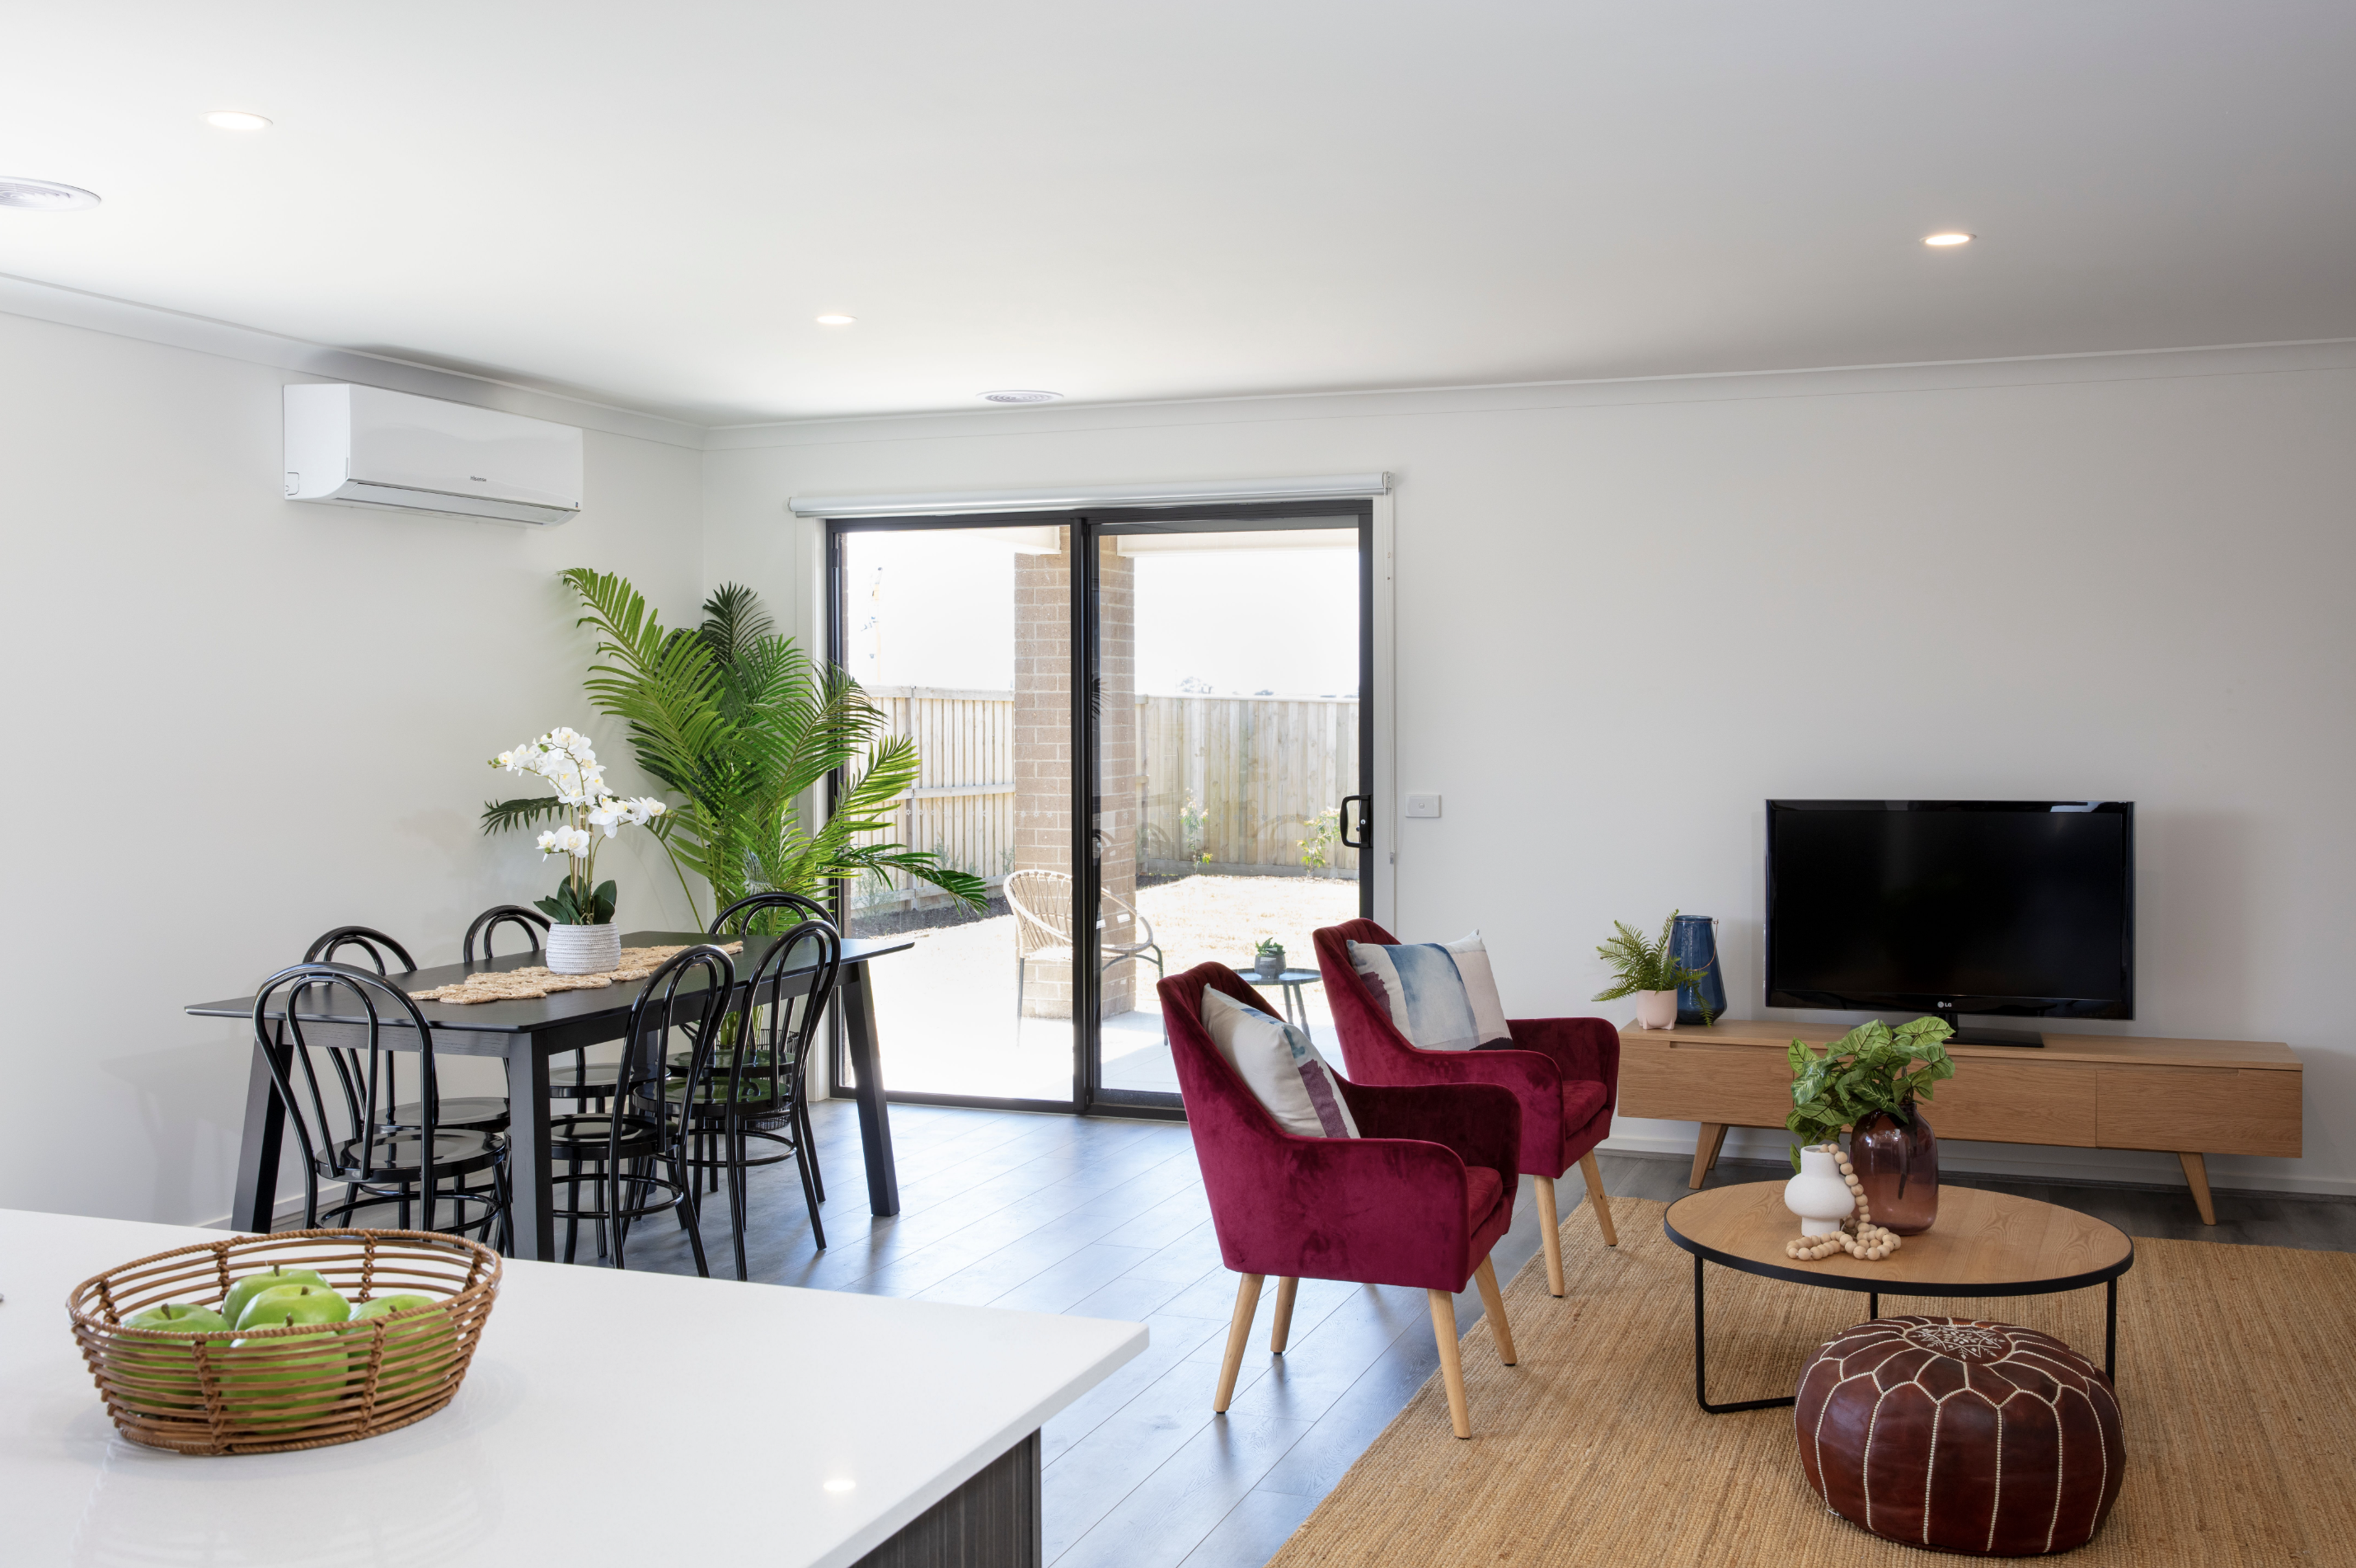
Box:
1338 794 1369 850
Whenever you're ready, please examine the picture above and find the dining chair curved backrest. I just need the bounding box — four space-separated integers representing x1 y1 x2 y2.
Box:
721 917 843 1113
304 926 416 974
252 961 480 1235
710 890 833 938
615 944 737 1135
296 926 420 1126
463 904 549 963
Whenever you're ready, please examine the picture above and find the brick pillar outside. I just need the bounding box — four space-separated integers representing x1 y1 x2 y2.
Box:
1096 538 1138 1018
1011 536 1138 1019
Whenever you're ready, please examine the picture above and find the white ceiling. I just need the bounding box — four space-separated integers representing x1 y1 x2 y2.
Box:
4 2 2353 425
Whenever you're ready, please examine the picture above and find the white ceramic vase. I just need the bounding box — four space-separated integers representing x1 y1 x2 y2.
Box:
545 922 622 976
1632 989 1679 1030
1784 1144 1856 1237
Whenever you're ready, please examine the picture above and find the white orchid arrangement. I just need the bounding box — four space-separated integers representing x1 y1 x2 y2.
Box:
489 726 667 926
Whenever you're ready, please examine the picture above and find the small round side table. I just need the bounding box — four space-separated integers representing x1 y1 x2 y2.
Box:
1663 1182 2134 1413
1231 966 1324 1040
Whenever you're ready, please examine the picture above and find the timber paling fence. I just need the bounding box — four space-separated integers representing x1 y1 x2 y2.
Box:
853 687 1359 913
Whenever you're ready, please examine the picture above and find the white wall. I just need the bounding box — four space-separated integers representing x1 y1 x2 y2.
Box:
0 309 706 1225
703 344 2356 1195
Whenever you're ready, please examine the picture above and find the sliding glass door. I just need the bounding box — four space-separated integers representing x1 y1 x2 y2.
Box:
1083 511 1373 1110
828 503 1371 1115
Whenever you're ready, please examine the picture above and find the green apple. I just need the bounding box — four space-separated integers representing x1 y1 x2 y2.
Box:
225 1325 353 1427
111 1304 232 1411
236 1282 351 1331
125 1303 232 1333
353 1294 456 1406
219 1265 330 1328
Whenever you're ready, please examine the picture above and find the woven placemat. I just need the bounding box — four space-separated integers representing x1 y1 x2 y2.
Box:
410 941 744 1005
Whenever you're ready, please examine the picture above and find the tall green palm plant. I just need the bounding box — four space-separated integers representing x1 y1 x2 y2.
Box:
483 569 987 927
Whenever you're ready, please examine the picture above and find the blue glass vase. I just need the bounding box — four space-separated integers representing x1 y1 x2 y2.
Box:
1671 915 1726 1025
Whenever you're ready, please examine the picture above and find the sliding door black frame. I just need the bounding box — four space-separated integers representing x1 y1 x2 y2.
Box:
823 501 1373 1120
1081 502 1374 1115
824 512 1084 1116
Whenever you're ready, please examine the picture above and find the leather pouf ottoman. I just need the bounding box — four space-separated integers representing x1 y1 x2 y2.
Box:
1795 1317 2124 1556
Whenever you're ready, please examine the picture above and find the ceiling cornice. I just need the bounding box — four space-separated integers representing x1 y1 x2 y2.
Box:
0 270 709 450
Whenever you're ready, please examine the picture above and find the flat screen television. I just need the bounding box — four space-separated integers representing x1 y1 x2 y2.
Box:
1764 800 2134 1047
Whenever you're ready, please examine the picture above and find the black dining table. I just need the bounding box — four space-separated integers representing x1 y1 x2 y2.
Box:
186 929 914 1262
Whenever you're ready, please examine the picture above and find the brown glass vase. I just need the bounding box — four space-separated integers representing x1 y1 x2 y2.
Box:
1849 1104 1939 1235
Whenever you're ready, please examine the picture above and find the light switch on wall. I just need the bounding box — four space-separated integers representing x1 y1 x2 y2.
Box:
1404 792 1442 818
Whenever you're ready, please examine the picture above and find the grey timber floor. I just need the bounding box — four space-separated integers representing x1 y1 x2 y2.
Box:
532 1100 2356 1568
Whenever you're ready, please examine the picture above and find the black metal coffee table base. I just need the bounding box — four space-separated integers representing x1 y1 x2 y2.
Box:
1688 1253 2122 1414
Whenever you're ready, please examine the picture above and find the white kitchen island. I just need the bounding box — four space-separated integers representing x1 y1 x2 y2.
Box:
0 1208 1147 1567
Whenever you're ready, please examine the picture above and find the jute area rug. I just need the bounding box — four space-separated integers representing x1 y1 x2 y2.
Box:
1269 1196 2356 1566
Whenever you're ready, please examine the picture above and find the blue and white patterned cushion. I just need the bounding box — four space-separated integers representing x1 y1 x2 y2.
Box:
1200 987 1361 1138
1347 931 1513 1051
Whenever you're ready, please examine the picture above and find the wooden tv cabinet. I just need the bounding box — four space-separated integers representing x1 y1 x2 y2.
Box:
1616 1019 2302 1223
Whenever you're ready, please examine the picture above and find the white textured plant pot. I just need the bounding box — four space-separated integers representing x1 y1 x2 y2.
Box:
1784 1145 1856 1237
546 922 622 975
1633 989 1679 1030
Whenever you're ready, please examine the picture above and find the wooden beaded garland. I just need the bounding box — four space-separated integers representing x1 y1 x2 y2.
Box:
1783 1152 1908 1264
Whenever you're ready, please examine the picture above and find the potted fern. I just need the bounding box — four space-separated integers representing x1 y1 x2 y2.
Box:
1593 911 1715 1030
484 574 986 930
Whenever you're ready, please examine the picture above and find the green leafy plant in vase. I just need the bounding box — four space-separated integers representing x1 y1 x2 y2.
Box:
1593 911 1715 1030
1255 937 1285 979
1786 1016 1956 1235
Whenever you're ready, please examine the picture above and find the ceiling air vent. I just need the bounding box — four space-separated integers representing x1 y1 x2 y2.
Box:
980 390 1062 404
0 177 101 210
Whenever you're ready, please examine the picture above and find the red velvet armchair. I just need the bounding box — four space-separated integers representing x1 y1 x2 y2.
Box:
1161 963 1522 1439
1314 919 1621 1299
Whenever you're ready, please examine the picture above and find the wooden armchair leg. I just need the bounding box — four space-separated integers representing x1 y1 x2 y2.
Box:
1427 1289 1472 1439
1213 1274 1265 1413
1533 1176 1566 1297
1269 1276 1298 1354
1471 1257 1517 1365
1579 1150 1618 1246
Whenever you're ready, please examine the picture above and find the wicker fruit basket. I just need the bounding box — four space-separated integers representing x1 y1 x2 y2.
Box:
66 1228 500 1455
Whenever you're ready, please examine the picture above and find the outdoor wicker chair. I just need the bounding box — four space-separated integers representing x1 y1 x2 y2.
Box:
1004 869 1166 1021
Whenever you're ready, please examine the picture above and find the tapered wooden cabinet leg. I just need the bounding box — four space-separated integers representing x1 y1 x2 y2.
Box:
1213 1275 1265 1412
1579 1151 1618 1246
1427 1289 1472 1439
2178 1152 2218 1225
1269 1277 1298 1354
1532 1176 1566 1296
1471 1257 1517 1365
1689 1124 1729 1189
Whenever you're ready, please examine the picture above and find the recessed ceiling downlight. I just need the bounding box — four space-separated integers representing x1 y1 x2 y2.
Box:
981 390 1062 404
206 110 274 132
0 177 101 211
1923 232 1974 246
815 313 856 326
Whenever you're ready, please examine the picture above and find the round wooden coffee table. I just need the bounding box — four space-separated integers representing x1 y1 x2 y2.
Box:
1664 1182 2134 1413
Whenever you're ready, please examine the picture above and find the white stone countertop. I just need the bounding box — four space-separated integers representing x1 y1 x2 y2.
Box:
0 1208 1147 1567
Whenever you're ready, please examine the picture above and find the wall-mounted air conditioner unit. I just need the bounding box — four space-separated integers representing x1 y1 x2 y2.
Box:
284 383 583 526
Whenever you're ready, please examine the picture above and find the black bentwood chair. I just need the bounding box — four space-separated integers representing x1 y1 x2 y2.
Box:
699 891 837 1204
463 904 612 1110
670 917 843 1275
304 926 509 1135
546 944 734 1274
465 903 619 1260
252 963 511 1243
